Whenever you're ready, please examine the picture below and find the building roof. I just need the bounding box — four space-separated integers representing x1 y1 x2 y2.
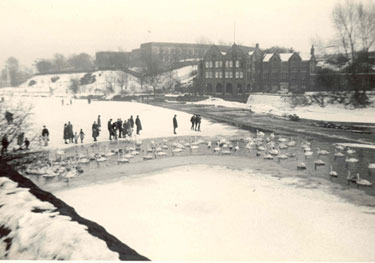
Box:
279 53 294 61
263 54 274 62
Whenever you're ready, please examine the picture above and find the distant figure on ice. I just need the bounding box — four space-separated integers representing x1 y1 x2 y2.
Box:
1 135 9 155
61 99 64 106
196 115 201 131
135 115 142 135
129 115 134 128
123 120 128 138
17 132 24 150
92 121 99 142
112 121 118 140
88 98 91 104
190 115 196 130
42 125 49 146
79 129 85 143
108 119 113 140
5 111 13 124
24 137 30 150
97 115 101 129
63 123 69 144
70 98 72 105
173 115 178 134
117 118 123 138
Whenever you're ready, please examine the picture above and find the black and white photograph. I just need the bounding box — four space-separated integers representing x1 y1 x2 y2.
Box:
0 0 375 261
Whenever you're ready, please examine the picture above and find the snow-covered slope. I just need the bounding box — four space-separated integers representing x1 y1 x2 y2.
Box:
2 70 143 96
0 162 148 260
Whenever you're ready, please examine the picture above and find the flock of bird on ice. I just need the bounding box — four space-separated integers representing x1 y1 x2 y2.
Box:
21 130 375 188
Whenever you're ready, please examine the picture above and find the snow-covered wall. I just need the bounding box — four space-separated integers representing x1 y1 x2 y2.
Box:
0 162 148 260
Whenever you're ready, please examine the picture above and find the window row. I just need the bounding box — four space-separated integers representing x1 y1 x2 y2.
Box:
205 71 244 79
205 60 241 68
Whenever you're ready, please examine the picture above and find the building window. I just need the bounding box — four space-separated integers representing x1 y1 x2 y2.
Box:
215 61 223 68
225 60 233 68
205 72 213 78
218 72 223 78
235 71 239 79
235 60 240 67
229 72 233 78
240 71 244 78
205 61 213 68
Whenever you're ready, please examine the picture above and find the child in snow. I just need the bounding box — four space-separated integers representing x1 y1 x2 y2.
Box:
79 129 85 143
74 132 79 144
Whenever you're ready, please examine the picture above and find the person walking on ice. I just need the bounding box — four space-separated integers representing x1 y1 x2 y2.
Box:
42 125 49 146
79 129 85 143
173 115 178 134
135 115 142 135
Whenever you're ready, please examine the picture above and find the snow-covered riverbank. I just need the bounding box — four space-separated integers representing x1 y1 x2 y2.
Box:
190 93 375 123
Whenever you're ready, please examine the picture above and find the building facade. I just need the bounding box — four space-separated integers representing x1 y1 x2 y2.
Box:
197 44 316 100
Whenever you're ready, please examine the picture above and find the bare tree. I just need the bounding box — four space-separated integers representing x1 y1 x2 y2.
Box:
0 100 36 158
332 0 375 97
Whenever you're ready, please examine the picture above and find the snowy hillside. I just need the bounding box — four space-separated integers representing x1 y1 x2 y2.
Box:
0 71 143 96
0 163 148 260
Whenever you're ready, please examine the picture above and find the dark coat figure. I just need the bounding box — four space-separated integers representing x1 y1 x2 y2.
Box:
79 129 85 143
5 111 13 124
190 115 196 130
42 125 49 146
97 115 101 128
67 122 73 143
24 137 30 150
117 119 123 138
108 119 113 140
173 115 178 134
42 126 49 137
129 116 134 128
92 122 99 141
1 135 9 155
17 133 24 149
112 122 118 140
63 124 69 144
123 120 128 138
196 115 201 131
135 116 142 135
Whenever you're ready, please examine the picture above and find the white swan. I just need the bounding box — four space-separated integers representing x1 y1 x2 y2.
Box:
329 165 338 177
356 173 372 187
317 148 329 155
117 152 129 164
314 159 325 170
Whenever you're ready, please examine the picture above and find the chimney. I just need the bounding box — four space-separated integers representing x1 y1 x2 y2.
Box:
310 45 315 56
255 43 259 49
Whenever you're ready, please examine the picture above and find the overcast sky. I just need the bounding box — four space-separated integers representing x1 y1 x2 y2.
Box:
0 0 339 68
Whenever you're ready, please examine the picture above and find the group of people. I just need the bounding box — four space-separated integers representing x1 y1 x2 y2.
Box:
190 114 202 131
63 122 85 144
1 133 31 156
105 115 142 141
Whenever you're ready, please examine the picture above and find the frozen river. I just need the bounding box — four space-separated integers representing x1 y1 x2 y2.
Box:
55 164 375 261
18 96 244 149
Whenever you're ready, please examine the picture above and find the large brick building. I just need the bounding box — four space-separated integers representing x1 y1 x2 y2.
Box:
197 44 316 100
96 42 235 69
